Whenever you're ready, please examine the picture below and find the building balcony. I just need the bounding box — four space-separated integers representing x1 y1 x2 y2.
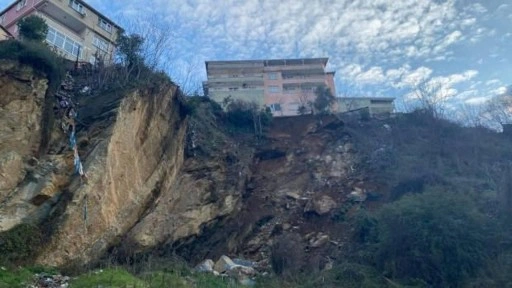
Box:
208 75 263 83
39 0 87 33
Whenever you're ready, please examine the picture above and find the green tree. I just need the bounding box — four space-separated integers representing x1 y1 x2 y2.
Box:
17 15 48 42
313 85 335 114
116 33 144 68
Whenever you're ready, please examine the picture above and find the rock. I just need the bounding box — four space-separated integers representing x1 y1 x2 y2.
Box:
285 191 302 200
0 151 24 194
195 259 214 273
282 223 291 230
343 143 354 153
348 189 367 202
226 265 256 286
310 234 330 248
305 195 337 215
233 258 256 268
214 255 237 273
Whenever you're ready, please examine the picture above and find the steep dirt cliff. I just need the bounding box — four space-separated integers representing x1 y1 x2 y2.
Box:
0 60 51 230
0 62 253 268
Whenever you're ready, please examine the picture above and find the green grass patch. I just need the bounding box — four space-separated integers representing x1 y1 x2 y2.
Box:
70 268 147 288
0 267 34 288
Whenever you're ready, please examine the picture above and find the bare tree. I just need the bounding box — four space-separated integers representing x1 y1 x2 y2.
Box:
458 103 486 128
116 16 176 71
413 79 450 119
483 86 512 127
297 90 312 115
171 57 204 96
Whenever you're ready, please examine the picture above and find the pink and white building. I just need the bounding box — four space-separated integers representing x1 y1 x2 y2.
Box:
203 58 337 117
0 0 121 63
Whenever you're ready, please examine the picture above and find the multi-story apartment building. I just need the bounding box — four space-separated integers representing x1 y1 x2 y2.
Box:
0 24 13 40
0 0 121 63
203 58 336 117
336 97 395 116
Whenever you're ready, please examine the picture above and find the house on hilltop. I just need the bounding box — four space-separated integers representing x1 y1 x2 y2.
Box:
0 0 121 63
203 58 337 117
336 97 395 116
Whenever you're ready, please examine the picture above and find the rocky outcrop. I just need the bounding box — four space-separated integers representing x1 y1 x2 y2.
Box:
36 85 188 266
0 60 53 231
0 61 253 268
0 60 48 196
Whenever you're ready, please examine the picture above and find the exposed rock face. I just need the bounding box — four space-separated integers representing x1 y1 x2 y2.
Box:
0 61 252 267
0 60 48 196
36 86 188 266
0 60 52 230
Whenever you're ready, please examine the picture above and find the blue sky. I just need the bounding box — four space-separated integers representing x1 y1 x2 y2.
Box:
2 0 510 112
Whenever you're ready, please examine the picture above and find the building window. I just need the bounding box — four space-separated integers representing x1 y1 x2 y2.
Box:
46 26 82 58
93 35 109 52
270 103 281 112
0 15 5 24
268 86 280 93
267 72 278 80
69 0 86 15
16 0 27 11
98 18 112 33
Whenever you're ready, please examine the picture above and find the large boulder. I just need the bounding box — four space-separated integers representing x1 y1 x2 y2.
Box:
305 195 337 215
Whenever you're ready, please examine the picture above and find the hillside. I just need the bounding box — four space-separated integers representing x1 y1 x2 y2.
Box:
1 40 512 287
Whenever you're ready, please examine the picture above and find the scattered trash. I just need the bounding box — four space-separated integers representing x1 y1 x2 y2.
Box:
29 273 70 288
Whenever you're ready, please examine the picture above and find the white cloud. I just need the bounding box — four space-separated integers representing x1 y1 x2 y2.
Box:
493 86 508 95
355 66 386 85
465 97 489 105
433 30 463 54
485 79 500 86
400 66 433 87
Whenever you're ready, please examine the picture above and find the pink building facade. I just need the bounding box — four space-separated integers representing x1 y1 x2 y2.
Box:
204 58 336 117
0 0 120 63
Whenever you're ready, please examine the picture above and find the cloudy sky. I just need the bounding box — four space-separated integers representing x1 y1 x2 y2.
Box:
1 0 510 111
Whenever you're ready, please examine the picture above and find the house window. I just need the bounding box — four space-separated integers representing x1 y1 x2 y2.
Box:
270 103 281 112
16 0 27 11
69 0 86 15
0 14 5 24
98 18 112 33
46 26 82 58
267 72 278 80
93 35 109 52
268 85 280 93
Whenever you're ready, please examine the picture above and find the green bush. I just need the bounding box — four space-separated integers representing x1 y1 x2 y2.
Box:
17 15 48 42
0 224 42 265
373 190 496 287
0 40 64 89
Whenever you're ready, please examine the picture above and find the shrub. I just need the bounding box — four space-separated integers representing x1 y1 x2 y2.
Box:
0 40 64 89
313 85 335 114
17 15 48 42
0 224 43 265
373 190 496 287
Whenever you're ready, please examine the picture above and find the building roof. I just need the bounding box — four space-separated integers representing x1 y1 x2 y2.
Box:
0 0 122 30
206 57 330 70
0 24 13 37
